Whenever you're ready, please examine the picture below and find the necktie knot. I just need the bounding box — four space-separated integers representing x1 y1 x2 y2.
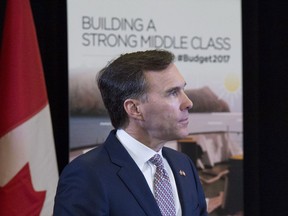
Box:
149 154 164 168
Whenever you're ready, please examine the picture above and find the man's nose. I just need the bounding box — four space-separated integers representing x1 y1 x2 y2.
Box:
181 92 193 111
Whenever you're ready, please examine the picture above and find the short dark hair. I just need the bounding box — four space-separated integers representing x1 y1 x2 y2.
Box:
97 49 175 128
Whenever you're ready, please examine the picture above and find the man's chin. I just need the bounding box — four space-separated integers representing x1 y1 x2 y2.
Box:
176 129 190 140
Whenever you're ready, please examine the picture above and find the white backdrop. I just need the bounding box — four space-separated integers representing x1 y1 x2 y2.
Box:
68 0 242 112
67 0 243 163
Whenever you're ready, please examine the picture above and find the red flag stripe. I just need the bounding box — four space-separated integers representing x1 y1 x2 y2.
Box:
0 0 48 137
0 163 46 215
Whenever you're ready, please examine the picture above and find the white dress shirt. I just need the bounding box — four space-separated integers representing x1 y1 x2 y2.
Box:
116 129 182 216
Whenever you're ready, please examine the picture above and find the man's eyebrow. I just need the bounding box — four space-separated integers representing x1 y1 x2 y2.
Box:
166 86 180 93
166 82 187 93
172 82 187 89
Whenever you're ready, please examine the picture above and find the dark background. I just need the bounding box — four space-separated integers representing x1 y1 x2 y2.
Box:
1 0 288 215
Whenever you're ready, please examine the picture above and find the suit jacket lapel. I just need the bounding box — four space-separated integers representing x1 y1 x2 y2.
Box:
104 131 162 216
163 148 199 215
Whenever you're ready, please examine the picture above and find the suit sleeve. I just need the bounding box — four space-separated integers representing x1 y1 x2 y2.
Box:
53 158 109 216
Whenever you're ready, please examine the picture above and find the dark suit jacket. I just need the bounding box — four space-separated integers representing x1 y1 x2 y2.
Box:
54 130 208 216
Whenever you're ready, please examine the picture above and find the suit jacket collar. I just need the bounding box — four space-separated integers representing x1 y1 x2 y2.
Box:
103 130 197 215
104 130 162 216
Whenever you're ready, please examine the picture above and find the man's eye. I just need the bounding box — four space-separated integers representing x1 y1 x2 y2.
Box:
170 90 178 96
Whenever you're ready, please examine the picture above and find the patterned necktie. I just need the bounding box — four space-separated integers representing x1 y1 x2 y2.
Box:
149 154 176 216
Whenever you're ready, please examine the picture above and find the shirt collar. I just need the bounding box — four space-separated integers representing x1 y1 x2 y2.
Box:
116 129 163 170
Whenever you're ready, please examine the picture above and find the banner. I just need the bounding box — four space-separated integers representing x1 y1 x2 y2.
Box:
67 0 243 214
0 0 58 215
67 0 242 150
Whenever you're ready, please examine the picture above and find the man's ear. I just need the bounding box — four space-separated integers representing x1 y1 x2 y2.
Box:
123 99 143 120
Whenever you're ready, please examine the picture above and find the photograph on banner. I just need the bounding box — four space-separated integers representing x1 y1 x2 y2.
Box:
67 0 243 215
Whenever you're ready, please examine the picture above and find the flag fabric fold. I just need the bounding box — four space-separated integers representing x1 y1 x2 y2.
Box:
0 0 59 215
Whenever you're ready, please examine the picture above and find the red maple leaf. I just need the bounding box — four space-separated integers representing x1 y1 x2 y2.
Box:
0 163 46 216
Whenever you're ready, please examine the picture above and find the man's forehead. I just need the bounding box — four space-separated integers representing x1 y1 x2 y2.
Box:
144 66 186 90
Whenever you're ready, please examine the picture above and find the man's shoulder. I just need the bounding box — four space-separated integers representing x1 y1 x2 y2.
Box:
162 146 190 161
64 145 107 171
70 130 118 164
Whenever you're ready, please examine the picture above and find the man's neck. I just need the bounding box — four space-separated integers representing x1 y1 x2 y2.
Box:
122 126 166 152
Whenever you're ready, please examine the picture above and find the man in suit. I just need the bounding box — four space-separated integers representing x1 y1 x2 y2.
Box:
54 50 208 216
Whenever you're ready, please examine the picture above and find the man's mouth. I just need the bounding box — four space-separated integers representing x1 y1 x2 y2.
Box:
179 118 189 125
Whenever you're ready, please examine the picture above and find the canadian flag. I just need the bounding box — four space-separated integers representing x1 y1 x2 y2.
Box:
0 0 59 215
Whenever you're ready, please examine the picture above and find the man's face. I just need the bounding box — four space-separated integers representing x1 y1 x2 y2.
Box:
139 63 193 143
